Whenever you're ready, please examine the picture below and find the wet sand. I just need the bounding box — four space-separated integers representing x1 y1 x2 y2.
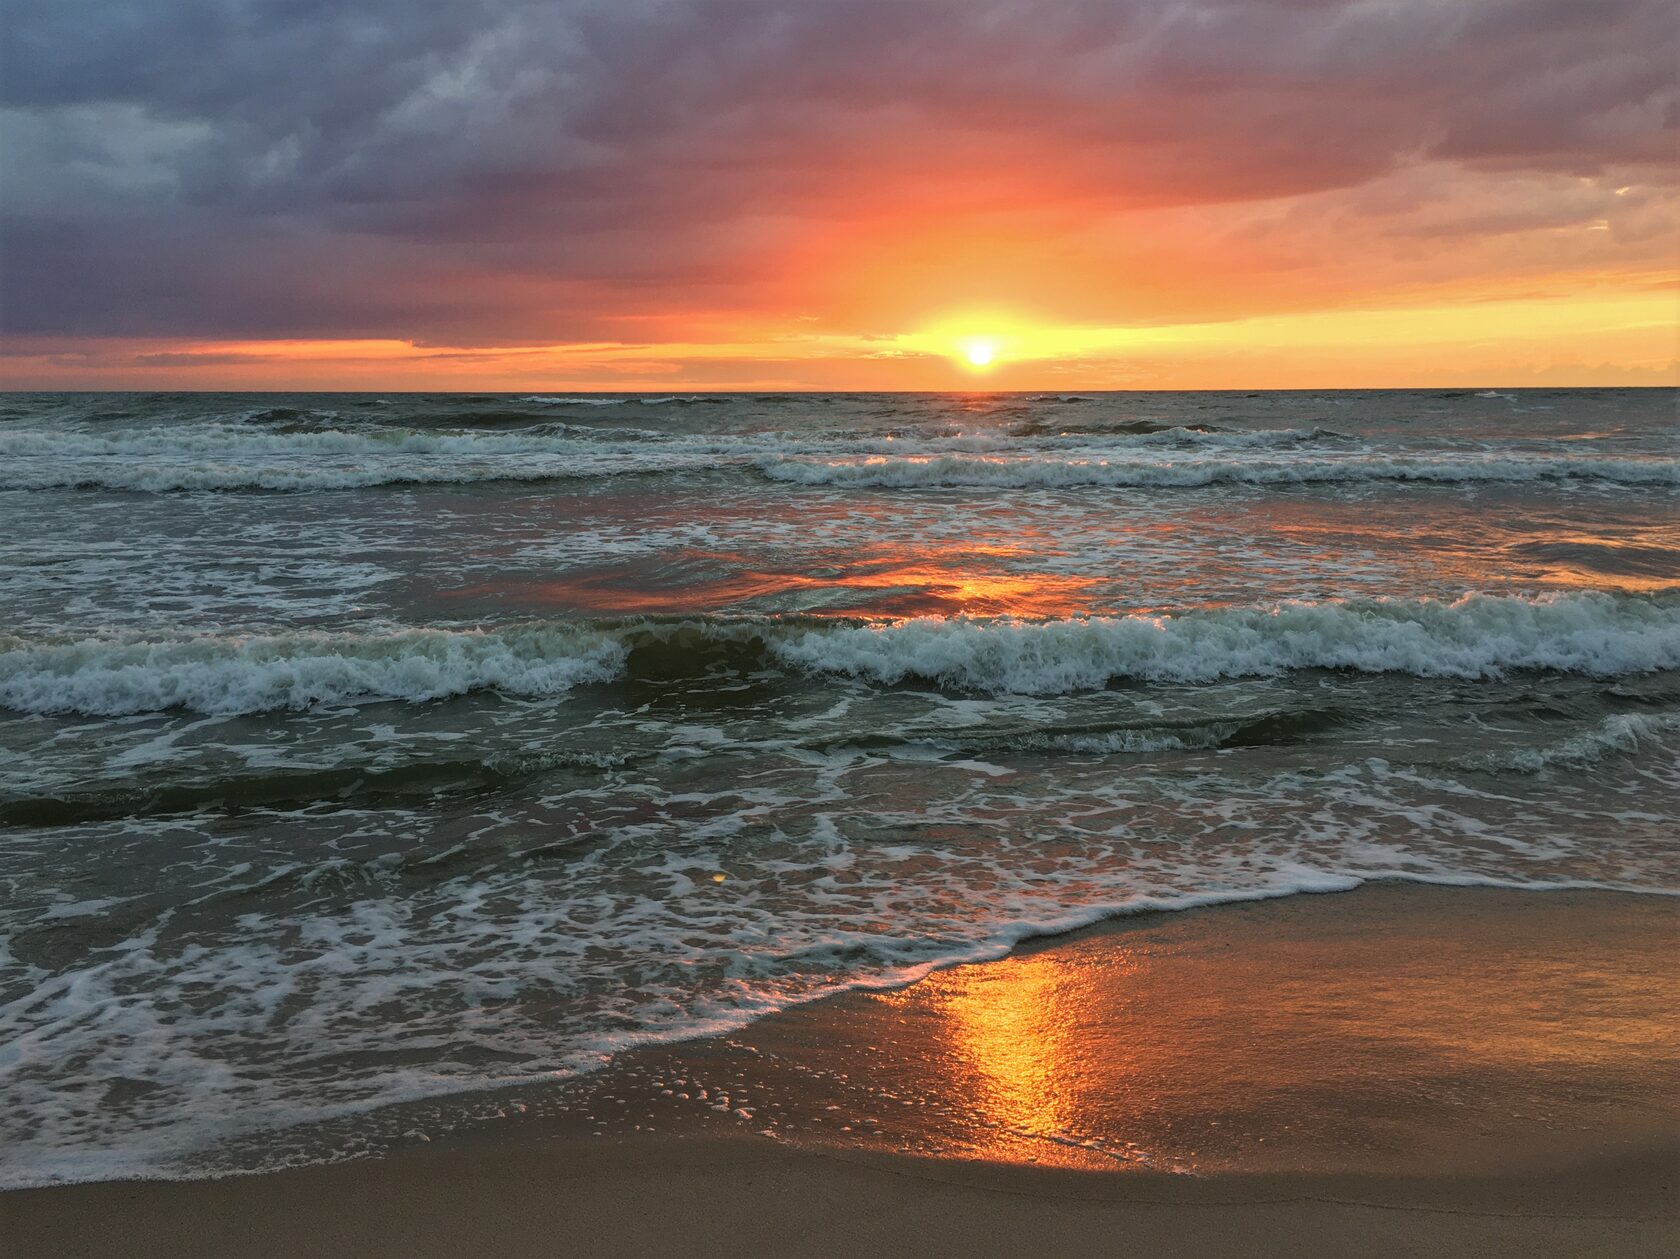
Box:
6 883 1678 1257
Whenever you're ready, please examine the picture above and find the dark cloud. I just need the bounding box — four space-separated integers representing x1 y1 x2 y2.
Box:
2 0 1674 341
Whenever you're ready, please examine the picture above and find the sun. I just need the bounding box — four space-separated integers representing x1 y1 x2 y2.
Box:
961 338 999 369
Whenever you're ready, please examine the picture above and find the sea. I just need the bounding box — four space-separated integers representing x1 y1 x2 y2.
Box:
2 387 1677 1185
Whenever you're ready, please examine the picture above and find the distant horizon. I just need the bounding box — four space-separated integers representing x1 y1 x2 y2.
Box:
3 320 1673 392
5 382 1677 396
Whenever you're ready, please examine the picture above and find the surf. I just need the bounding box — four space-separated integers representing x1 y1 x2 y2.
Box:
5 591 1676 716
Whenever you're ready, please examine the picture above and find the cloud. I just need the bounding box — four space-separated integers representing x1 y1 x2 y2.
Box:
2 0 1674 345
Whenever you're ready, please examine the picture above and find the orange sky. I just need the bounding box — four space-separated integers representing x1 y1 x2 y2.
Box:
8 286 1673 391
3 2 1676 390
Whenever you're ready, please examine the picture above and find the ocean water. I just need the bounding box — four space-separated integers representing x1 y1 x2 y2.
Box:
1 387 1676 1185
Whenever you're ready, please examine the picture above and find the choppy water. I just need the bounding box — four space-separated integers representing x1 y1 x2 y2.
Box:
2 388 1677 1185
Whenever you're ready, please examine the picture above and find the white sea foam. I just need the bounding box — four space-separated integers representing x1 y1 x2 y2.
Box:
518 395 730 406
0 427 736 490
517 396 627 405
4 593 1674 716
759 452 1680 489
13 422 1659 493
0 426 602 458
0 424 789 491
770 592 1680 693
3 807 1673 1188
0 423 1337 462
0 459 696 493
0 627 625 716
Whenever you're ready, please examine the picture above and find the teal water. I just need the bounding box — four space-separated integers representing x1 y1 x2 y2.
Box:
2 387 1676 1183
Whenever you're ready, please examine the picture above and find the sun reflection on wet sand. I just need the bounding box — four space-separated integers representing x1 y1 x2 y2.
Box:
762 887 1680 1174
913 952 1086 1150
870 941 1165 1169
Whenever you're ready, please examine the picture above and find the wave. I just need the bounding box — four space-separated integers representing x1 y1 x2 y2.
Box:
0 422 1345 461
0 626 625 716
0 748 633 828
0 425 643 460
0 459 707 493
853 706 1353 760
518 396 625 406
519 394 731 407
769 592 1680 692
0 425 734 491
1006 420 1347 448
237 406 343 426
758 453 1680 489
4 592 1675 716
0 423 1371 492
1466 712 1680 774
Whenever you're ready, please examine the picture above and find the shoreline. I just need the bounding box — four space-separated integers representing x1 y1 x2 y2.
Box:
5 882 1677 1256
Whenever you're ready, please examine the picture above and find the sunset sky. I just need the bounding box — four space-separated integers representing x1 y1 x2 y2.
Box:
2 0 1676 391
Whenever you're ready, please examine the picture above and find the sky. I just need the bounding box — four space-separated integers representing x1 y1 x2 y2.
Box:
1 0 1676 390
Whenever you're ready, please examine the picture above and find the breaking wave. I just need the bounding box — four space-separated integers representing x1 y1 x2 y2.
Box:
0 458 711 493
4 592 1675 716
16 423 1651 494
769 591 1680 692
0 426 597 460
0 425 739 491
0 626 625 716
518 394 732 407
517 396 626 406
759 453 1680 489
1007 420 1346 447
0 424 1342 492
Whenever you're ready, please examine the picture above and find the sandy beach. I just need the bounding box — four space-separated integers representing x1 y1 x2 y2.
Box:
6 883 1676 1257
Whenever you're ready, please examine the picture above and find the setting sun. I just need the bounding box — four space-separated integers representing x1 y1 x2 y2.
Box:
962 339 998 369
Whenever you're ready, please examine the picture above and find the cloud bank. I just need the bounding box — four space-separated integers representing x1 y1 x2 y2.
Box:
1 1 1674 381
